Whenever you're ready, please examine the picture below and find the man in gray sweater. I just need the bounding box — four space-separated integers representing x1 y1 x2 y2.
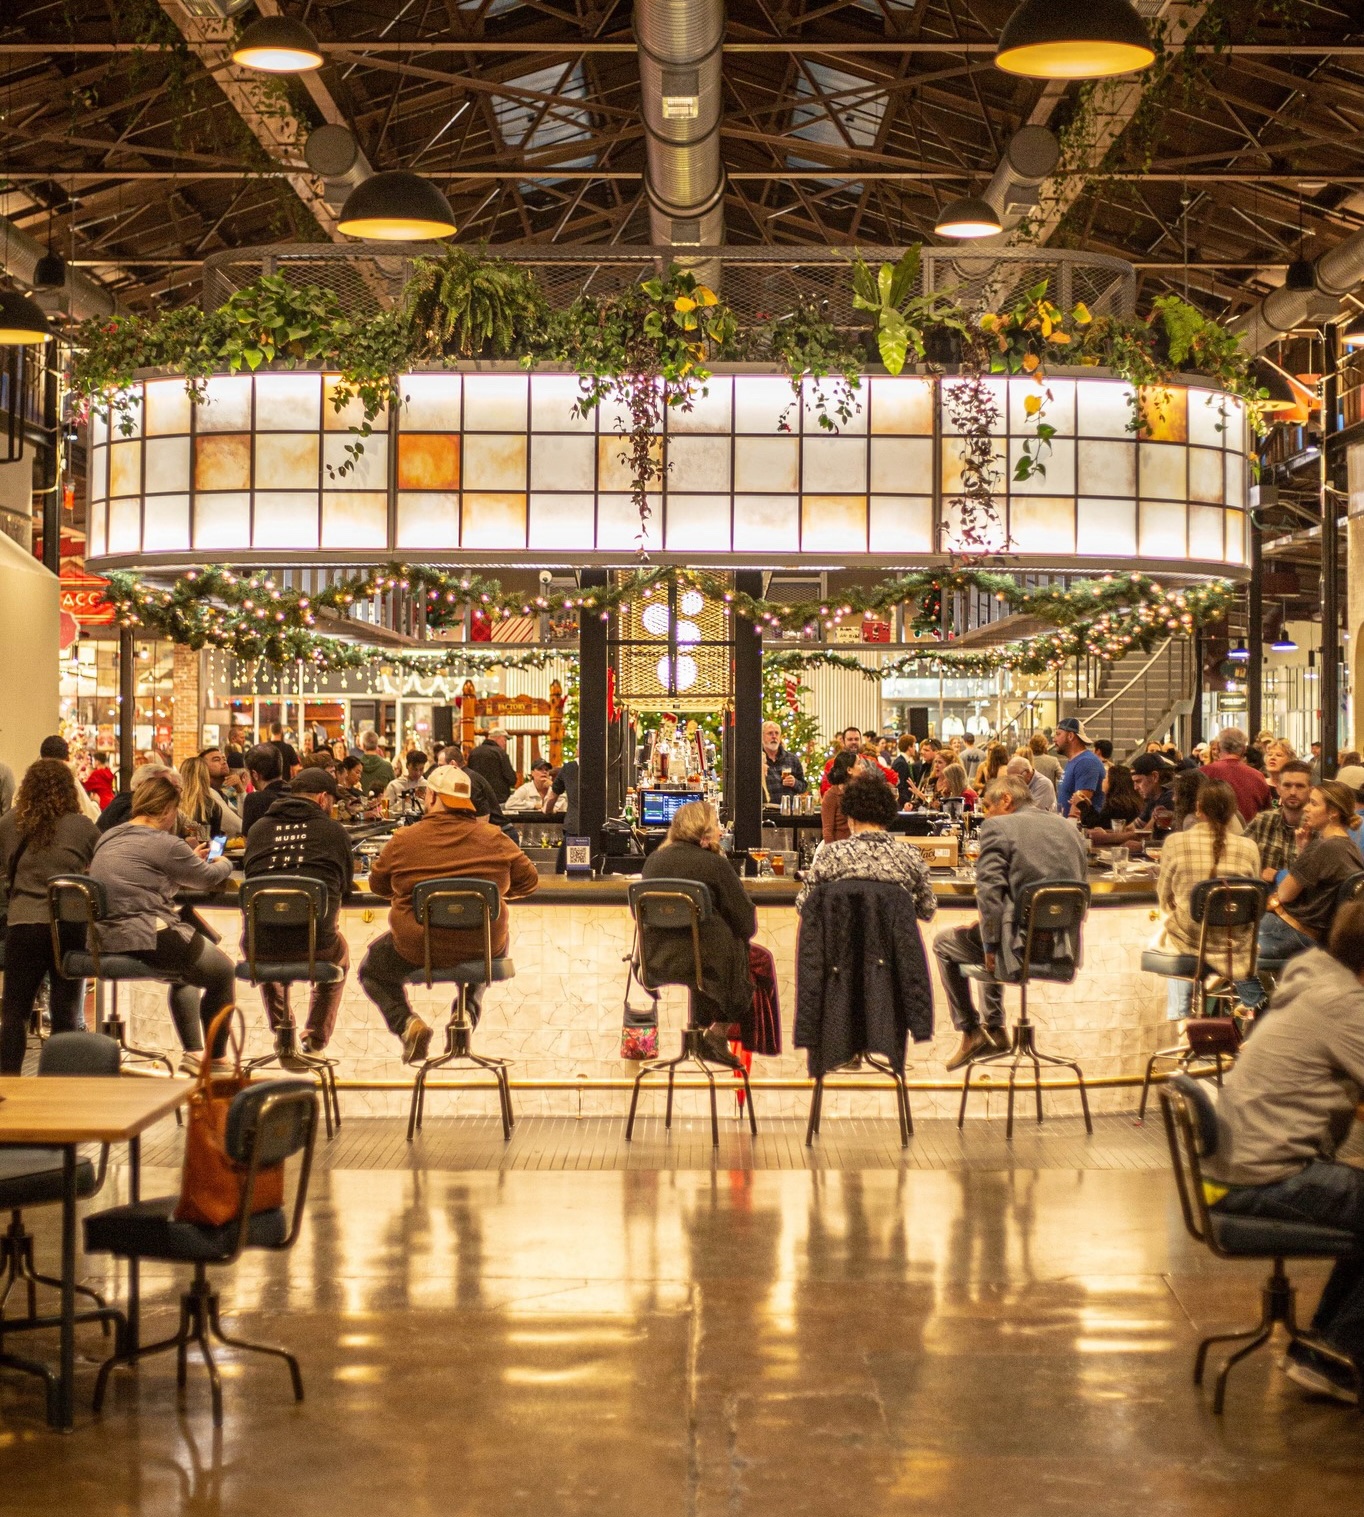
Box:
934 775 1089 1070
1205 906 1364 1403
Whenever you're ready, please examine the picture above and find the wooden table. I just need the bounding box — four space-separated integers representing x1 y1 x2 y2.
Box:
0 1077 191 1430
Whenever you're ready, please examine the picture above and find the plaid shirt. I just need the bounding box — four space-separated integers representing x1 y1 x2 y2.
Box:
796 831 938 921
1154 821 1262 977
1246 806 1299 878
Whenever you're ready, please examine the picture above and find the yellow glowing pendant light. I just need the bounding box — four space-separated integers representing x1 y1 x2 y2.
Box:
231 14 324 72
338 171 458 240
996 0 1156 79
935 195 1003 239
0 287 52 345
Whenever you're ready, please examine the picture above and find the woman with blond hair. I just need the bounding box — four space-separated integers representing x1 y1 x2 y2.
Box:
0 759 99 1072
179 753 242 839
1028 731 1063 789
639 799 777 1063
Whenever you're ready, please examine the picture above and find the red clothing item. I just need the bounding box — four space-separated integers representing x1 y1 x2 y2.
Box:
1202 758 1271 823
819 754 898 795
83 767 115 811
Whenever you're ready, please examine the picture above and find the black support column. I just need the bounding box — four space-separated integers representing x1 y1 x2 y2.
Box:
118 626 136 791
578 569 609 859
1189 627 1204 751
1247 511 1263 740
1322 323 1342 775
732 570 764 855
41 355 60 576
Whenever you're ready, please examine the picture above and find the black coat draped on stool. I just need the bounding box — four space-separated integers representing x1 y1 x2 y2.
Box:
795 878 934 1076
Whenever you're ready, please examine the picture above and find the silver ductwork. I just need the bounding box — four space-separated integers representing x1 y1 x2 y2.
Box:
983 126 1060 229
635 0 725 287
1228 222 1364 354
303 124 374 216
1 216 115 321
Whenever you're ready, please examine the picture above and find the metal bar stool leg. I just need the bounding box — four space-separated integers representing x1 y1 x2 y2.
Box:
805 1076 824 1146
706 1068 719 1149
737 1061 758 1137
625 1067 647 1142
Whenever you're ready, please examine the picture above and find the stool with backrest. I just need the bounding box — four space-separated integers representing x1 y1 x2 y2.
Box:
46 875 178 1078
958 879 1093 1139
235 875 343 1139
1159 1071 1360 1413
404 877 516 1143
1137 877 1266 1121
0 1031 125 1423
85 1079 318 1428
1253 870 1364 995
624 879 758 1149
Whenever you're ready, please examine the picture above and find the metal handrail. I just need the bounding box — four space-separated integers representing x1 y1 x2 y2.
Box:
1082 640 1175 728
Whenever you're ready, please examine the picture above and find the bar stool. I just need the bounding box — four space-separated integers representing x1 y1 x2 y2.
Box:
958 880 1093 1139
1137 877 1266 1121
405 877 516 1143
235 876 344 1139
46 876 177 1078
624 879 758 1148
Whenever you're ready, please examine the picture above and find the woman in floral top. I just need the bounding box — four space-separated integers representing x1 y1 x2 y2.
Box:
798 774 937 921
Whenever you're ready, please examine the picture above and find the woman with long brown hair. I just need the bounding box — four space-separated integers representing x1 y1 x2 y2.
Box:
0 759 100 1073
1152 779 1260 1020
979 742 1010 788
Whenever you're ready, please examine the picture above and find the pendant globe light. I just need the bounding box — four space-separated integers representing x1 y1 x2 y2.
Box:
231 14 324 73
338 171 458 240
996 0 1156 80
935 194 1003 240
0 287 52 345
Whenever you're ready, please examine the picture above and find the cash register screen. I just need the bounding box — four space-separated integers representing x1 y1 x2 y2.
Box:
641 791 693 828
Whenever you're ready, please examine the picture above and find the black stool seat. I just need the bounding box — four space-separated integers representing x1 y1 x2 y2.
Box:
1210 1213 1356 1259
963 959 1076 985
0 1150 97 1208
402 956 515 986
61 950 178 981
85 1196 288 1262
1140 948 1200 977
235 960 346 986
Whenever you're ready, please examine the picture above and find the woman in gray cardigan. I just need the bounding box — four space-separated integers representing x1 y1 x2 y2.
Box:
0 759 99 1073
89 774 235 1064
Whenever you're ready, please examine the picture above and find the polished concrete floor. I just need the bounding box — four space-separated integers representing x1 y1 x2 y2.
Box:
2 1115 1363 1515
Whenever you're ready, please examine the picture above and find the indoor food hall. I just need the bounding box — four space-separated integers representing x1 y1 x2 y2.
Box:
4 2 1364 1510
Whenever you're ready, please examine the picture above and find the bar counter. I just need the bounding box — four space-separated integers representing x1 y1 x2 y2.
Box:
124 860 1172 1123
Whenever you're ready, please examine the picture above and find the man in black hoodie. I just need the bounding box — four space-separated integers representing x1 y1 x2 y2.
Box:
243 768 355 1054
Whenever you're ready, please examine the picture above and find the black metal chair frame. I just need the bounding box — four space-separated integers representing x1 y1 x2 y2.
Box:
958 880 1093 1140
807 1052 912 1149
1137 877 1266 1122
624 880 758 1149
1159 1077 1362 1414
237 876 343 1139
92 1083 319 1428
405 878 515 1143
47 875 177 1079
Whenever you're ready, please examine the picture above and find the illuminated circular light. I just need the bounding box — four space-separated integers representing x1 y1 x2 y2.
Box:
676 619 701 646
675 656 698 692
338 171 458 240
655 655 672 688
231 15 325 72
995 0 1156 80
0 288 52 345
642 602 670 636
680 589 704 616
935 195 1003 239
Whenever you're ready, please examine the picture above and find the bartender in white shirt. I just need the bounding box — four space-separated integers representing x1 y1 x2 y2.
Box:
383 749 429 813
507 757 566 813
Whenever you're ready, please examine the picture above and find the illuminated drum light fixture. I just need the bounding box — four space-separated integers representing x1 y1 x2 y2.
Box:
935 194 1003 239
231 14 325 72
1228 640 1249 663
338 171 458 240
995 0 1156 80
0 287 53 345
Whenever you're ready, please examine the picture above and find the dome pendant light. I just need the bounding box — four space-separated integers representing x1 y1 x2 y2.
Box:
996 0 1156 80
935 194 1003 240
1228 640 1249 663
0 287 53 345
338 171 458 240
231 15 325 73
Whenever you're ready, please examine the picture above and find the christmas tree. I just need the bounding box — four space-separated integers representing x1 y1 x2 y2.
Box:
762 659 823 773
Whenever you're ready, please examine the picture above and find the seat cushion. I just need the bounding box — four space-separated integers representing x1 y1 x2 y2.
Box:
1210 1212 1358 1260
235 961 346 986
0 1149 97 1207
1141 949 1199 978
401 956 515 986
962 958 1077 985
84 1196 288 1262
61 952 178 982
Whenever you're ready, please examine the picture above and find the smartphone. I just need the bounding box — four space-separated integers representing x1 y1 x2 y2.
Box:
208 835 227 860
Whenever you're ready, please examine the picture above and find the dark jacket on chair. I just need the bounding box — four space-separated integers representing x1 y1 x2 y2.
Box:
795 877 934 1076
639 840 755 1024
465 740 517 806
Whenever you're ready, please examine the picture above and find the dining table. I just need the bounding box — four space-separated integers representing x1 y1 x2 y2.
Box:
0 1076 191 1430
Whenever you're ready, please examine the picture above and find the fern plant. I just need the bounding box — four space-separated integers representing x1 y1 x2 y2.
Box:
402 246 550 360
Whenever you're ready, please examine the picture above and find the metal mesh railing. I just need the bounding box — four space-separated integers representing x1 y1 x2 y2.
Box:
202 243 1136 327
